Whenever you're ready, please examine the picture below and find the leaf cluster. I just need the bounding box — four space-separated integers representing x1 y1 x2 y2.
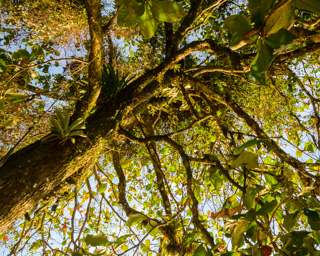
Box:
42 111 86 144
116 0 185 38
101 64 134 99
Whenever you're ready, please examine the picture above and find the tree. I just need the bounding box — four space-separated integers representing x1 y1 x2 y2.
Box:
1 0 320 255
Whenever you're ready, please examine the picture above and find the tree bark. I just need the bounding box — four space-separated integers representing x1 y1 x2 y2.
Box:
0 38 211 235
0 0 104 234
74 0 104 120
0 80 157 234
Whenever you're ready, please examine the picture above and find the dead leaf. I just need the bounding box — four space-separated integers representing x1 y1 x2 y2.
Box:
210 205 243 220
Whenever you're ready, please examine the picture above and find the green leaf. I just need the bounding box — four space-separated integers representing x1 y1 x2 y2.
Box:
312 230 320 244
264 156 272 164
264 0 295 35
160 147 170 155
146 183 152 191
283 211 299 230
115 0 126 5
51 118 64 139
68 118 85 132
264 173 278 187
0 58 6 71
256 200 277 215
305 210 320 230
128 1 145 16
102 64 133 98
41 133 60 143
251 43 275 82
295 0 320 16
225 14 252 46
304 142 315 153
30 45 44 61
93 248 107 255
84 234 109 246
303 236 319 256
265 28 297 49
122 244 129 251
207 248 214 256
150 0 185 23
234 139 258 155
221 253 241 256
117 0 184 38
98 184 107 193
246 221 258 240
18 48 30 60
248 0 274 27
125 213 148 227
5 88 28 103
244 187 256 209
231 151 259 169
231 218 249 247
193 244 206 256
146 223 159 236
56 111 70 133
296 149 303 157
300 185 315 196
294 136 302 147
69 130 87 138
0 99 4 110
117 2 142 27
141 243 148 253
115 234 132 244
118 0 186 39
0 58 5 66
12 50 21 60
291 231 310 247
137 6 159 39
63 114 71 133
210 171 224 190
309 196 320 210
275 206 283 221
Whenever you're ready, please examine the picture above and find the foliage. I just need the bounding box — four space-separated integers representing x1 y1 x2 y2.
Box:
42 111 86 144
101 64 134 99
223 0 316 82
2 88 28 104
0 0 320 255
116 0 185 38
0 0 88 47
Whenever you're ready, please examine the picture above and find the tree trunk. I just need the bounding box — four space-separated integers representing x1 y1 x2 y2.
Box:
0 0 105 234
0 80 158 234
0 23 211 235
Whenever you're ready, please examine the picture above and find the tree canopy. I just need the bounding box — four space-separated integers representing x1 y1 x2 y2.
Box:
1 0 320 255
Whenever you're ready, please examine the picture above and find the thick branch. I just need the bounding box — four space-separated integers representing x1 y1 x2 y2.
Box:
112 151 142 216
190 66 250 77
277 42 320 62
112 150 181 252
163 137 216 249
0 36 219 234
183 75 315 185
140 116 173 216
175 0 205 45
165 23 175 58
118 128 216 249
74 0 104 119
